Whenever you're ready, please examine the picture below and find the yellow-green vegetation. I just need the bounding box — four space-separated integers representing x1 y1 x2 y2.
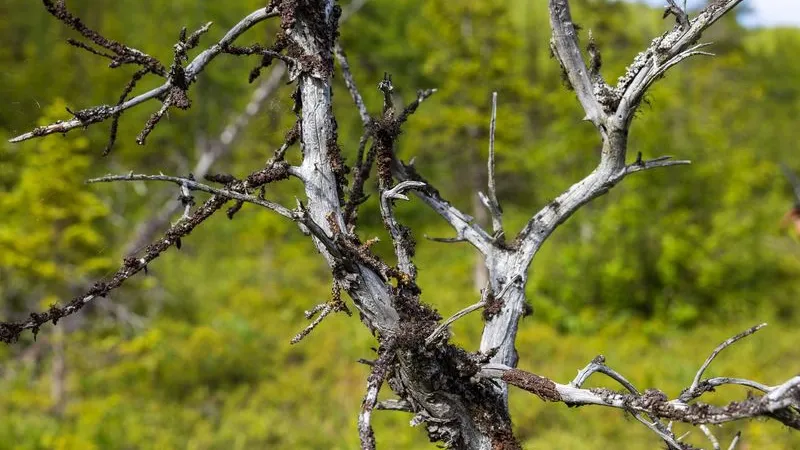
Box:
1 0 799 448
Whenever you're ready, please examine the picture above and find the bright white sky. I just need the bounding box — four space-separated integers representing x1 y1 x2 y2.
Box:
638 0 800 27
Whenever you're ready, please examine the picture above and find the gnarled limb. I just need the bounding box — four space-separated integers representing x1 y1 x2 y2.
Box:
4 2 788 450
285 1 401 334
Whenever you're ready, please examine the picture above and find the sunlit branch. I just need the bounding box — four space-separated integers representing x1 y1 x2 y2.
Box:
9 7 278 143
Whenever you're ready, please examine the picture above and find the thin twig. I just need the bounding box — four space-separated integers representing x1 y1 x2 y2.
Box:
105 68 149 155
393 160 493 255
0 163 290 342
700 377 772 394
379 181 426 277
681 323 767 402
478 363 800 429
335 43 370 126
634 414 686 450
548 0 606 131
423 235 467 244
179 181 194 219
88 173 294 219
571 355 639 395
700 424 721 450
291 282 351 344
425 300 487 347
483 92 504 238
397 88 437 125
378 73 394 116
332 0 372 120
0 196 226 342
343 132 375 227
44 0 166 75
571 354 680 448
291 303 333 344
664 0 691 30
615 0 746 123
426 279 517 346
125 94 292 254
359 340 396 450
10 7 278 143
375 399 412 412
727 432 741 450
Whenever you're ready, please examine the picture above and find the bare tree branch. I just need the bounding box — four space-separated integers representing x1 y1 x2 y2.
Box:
477 1 736 385
680 323 767 402
359 339 396 450
343 131 376 227
9 7 278 143
615 0 745 125
380 181 426 277
4 1 784 449
0 162 289 343
480 324 800 443
336 43 371 126
124 64 288 253
394 161 494 256
332 52 490 258
572 355 685 449
291 281 351 344
479 92 504 239
396 89 437 125
286 0 400 335
426 283 490 347
43 0 166 75
700 424 721 450
663 0 691 31
728 432 742 450
479 365 800 429
423 235 467 244
426 279 518 347
635 415 688 450
572 355 639 394
88 173 295 219
375 399 412 412
548 0 607 132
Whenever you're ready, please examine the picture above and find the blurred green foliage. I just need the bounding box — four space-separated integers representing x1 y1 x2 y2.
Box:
1 0 799 448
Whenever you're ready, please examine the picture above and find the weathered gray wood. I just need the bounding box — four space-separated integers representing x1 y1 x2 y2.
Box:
287 1 399 336
8 1 792 449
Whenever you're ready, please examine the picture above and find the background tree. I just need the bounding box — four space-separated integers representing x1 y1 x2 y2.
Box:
1 0 800 449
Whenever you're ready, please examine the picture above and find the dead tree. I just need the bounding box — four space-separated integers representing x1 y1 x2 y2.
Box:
3 1 799 449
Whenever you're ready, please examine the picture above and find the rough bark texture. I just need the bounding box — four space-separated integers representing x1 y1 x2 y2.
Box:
4 1 798 450
286 2 516 447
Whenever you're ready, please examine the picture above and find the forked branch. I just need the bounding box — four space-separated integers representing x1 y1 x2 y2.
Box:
9 7 278 143
0 161 290 343
2 1 787 449
479 324 800 444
